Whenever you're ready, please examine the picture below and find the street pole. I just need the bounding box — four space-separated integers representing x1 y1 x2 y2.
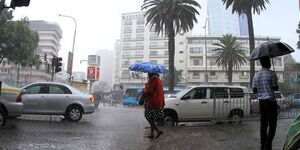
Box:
203 17 209 84
58 14 77 83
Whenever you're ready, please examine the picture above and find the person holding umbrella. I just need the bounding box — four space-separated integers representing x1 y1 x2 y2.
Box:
250 41 295 150
143 73 164 139
253 56 279 150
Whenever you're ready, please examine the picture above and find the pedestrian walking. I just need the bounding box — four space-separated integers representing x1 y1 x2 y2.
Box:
252 56 279 150
143 73 165 139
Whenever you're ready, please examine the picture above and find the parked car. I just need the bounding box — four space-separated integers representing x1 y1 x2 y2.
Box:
163 85 250 126
291 93 300 107
122 88 143 105
0 81 23 119
250 92 291 114
20 82 95 122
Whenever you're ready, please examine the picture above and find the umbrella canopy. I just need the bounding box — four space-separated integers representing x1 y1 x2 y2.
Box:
129 62 168 74
283 114 300 150
249 41 295 60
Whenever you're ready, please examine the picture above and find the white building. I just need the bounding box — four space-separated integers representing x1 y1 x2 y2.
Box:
114 12 284 89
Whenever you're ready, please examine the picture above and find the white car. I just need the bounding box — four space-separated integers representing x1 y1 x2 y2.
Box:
163 85 250 126
0 81 23 119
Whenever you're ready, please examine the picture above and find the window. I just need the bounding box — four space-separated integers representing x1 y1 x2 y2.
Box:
124 19 132 25
179 41 184 45
24 85 48 94
150 42 158 48
49 85 71 94
230 88 244 98
274 58 282 66
136 42 144 49
190 57 203 66
210 87 228 98
164 51 169 55
135 51 143 57
123 34 131 40
136 26 144 32
190 47 203 54
193 72 200 76
164 60 169 65
123 43 131 48
179 60 184 63
241 72 248 76
183 88 207 99
150 51 158 56
210 71 216 76
136 18 144 24
136 34 144 40
122 52 130 57
179 51 183 54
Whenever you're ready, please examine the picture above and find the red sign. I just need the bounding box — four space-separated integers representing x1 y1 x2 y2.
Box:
87 66 100 80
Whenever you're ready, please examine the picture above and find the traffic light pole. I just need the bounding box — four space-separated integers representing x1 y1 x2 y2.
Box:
51 65 54 82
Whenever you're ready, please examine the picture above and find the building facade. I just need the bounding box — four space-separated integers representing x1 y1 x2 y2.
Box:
207 0 248 36
0 20 62 87
114 12 284 89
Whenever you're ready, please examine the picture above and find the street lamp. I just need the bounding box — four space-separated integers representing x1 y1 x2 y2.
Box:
58 14 77 81
203 16 209 84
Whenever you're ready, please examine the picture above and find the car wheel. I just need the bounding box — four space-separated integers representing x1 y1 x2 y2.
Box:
66 105 83 122
0 109 7 127
163 112 176 127
229 110 243 125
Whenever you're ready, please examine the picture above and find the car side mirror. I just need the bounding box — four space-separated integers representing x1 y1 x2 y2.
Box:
21 89 27 94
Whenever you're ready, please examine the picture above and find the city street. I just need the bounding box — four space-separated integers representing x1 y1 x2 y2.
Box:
0 104 293 150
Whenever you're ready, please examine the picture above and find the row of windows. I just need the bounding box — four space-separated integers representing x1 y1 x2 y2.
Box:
124 18 145 25
188 39 269 45
122 51 169 57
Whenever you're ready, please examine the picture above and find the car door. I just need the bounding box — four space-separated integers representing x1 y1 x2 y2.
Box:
209 87 229 118
177 87 209 120
22 84 49 114
46 84 72 114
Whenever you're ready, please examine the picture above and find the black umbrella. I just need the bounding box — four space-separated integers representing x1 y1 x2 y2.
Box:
249 41 295 60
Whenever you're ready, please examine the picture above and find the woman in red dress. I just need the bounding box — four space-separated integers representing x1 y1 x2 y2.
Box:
143 73 165 139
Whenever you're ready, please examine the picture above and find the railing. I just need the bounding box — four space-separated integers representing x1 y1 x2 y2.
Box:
212 92 300 122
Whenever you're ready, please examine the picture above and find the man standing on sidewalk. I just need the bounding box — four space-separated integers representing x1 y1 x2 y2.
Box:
252 56 279 150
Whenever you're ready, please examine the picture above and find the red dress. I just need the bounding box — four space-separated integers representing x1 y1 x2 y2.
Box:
143 76 165 108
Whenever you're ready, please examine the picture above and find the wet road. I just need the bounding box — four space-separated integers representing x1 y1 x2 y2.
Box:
0 104 292 150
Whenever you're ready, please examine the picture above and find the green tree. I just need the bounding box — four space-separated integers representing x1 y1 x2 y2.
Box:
163 68 182 87
222 0 270 86
142 0 200 92
213 34 247 85
297 21 300 49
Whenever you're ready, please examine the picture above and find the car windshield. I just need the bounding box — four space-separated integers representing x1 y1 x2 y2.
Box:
175 87 192 98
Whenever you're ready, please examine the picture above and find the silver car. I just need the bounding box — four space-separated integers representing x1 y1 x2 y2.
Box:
21 82 95 122
0 81 23 118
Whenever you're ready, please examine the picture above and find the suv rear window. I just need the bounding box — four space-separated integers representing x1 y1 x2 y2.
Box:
230 88 244 98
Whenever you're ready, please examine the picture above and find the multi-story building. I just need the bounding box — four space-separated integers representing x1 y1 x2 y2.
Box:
207 0 248 36
0 20 62 87
114 12 284 89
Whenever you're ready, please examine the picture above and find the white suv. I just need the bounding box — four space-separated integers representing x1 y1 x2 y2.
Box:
163 85 250 126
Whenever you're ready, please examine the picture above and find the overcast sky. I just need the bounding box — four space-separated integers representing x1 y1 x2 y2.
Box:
11 0 300 72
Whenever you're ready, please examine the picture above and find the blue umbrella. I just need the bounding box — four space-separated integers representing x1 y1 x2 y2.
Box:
129 62 168 74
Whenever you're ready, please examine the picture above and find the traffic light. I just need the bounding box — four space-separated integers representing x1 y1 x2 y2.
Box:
10 0 30 9
52 57 62 73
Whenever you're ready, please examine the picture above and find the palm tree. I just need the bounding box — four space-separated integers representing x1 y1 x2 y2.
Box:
213 34 247 85
222 0 270 86
142 0 200 92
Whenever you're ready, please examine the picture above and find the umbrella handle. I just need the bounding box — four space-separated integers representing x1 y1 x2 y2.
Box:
272 58 275 71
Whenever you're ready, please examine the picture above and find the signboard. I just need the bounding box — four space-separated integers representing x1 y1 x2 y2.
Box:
293 78 300 83
67 52 73 74
88 55 101 66
87 66 100 81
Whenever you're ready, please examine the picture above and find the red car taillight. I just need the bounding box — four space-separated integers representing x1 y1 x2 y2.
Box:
90 97 95 103
16 94 22 102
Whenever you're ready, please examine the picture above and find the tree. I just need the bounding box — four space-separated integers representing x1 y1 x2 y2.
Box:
142 0 200 92
212 34 247 85
0 10 38 65
297 21 300 49
222 0 270 86
163 68 182 87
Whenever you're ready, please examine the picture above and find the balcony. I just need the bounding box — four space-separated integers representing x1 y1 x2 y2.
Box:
149 46 168 49
149 55 168 58
123 46 144 50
